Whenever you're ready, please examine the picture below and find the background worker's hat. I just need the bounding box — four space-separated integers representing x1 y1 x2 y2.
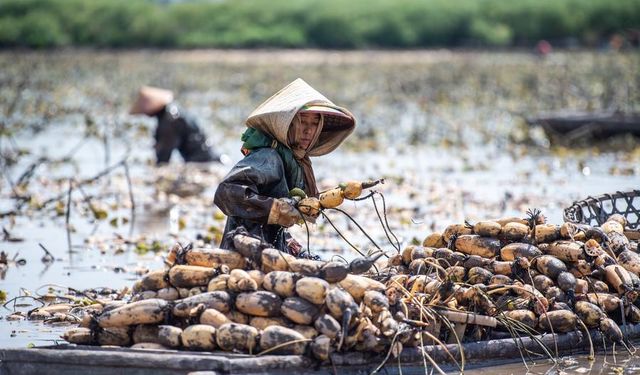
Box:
130 86 174 115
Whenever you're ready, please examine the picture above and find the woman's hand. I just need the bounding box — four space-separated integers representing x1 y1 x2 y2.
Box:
268 198 303 227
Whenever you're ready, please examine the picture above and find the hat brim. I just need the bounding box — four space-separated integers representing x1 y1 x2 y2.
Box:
300 105 354 131
301 105 350 118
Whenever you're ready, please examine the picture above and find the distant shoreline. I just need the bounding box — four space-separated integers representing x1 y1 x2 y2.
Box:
0 47 637 58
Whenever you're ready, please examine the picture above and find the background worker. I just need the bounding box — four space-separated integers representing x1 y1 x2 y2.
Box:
130 86 221 164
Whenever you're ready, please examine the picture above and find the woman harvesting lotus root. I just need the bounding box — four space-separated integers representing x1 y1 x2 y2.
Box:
214 79 356 255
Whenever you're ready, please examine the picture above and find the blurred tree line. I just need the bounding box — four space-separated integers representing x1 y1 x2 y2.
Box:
0 0 638 49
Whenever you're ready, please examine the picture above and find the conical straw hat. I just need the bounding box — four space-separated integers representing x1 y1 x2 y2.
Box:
246 78 355 157
130 86 174 115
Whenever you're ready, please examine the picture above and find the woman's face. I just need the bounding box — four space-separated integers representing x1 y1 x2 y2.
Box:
291 113 321 150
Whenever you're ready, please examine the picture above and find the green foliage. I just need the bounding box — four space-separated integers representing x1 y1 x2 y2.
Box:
0 0 637 48
0 8 70 48
21 10 70 47
0 17 21 46
480 0 576 43
470 20 512 47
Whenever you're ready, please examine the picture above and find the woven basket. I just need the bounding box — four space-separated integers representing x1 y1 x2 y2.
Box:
563 190 640 230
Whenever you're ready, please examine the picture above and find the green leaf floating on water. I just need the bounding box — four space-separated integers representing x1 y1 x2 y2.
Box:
135 242 149 255
213 210 226 221
92 208 108 220
151 240 165 253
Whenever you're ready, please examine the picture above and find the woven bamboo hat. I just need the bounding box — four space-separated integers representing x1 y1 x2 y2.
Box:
130 86 174 115
246 78 356 156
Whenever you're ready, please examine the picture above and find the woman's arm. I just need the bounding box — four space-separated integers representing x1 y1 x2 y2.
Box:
214 149 283 223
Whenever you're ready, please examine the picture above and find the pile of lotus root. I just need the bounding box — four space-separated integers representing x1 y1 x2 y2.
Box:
62 212 640 361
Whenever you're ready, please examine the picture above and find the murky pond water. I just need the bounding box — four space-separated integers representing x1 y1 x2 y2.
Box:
0 50 638 372
461 351 640 374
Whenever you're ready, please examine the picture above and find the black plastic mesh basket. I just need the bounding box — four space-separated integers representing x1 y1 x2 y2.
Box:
563 190 640 229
